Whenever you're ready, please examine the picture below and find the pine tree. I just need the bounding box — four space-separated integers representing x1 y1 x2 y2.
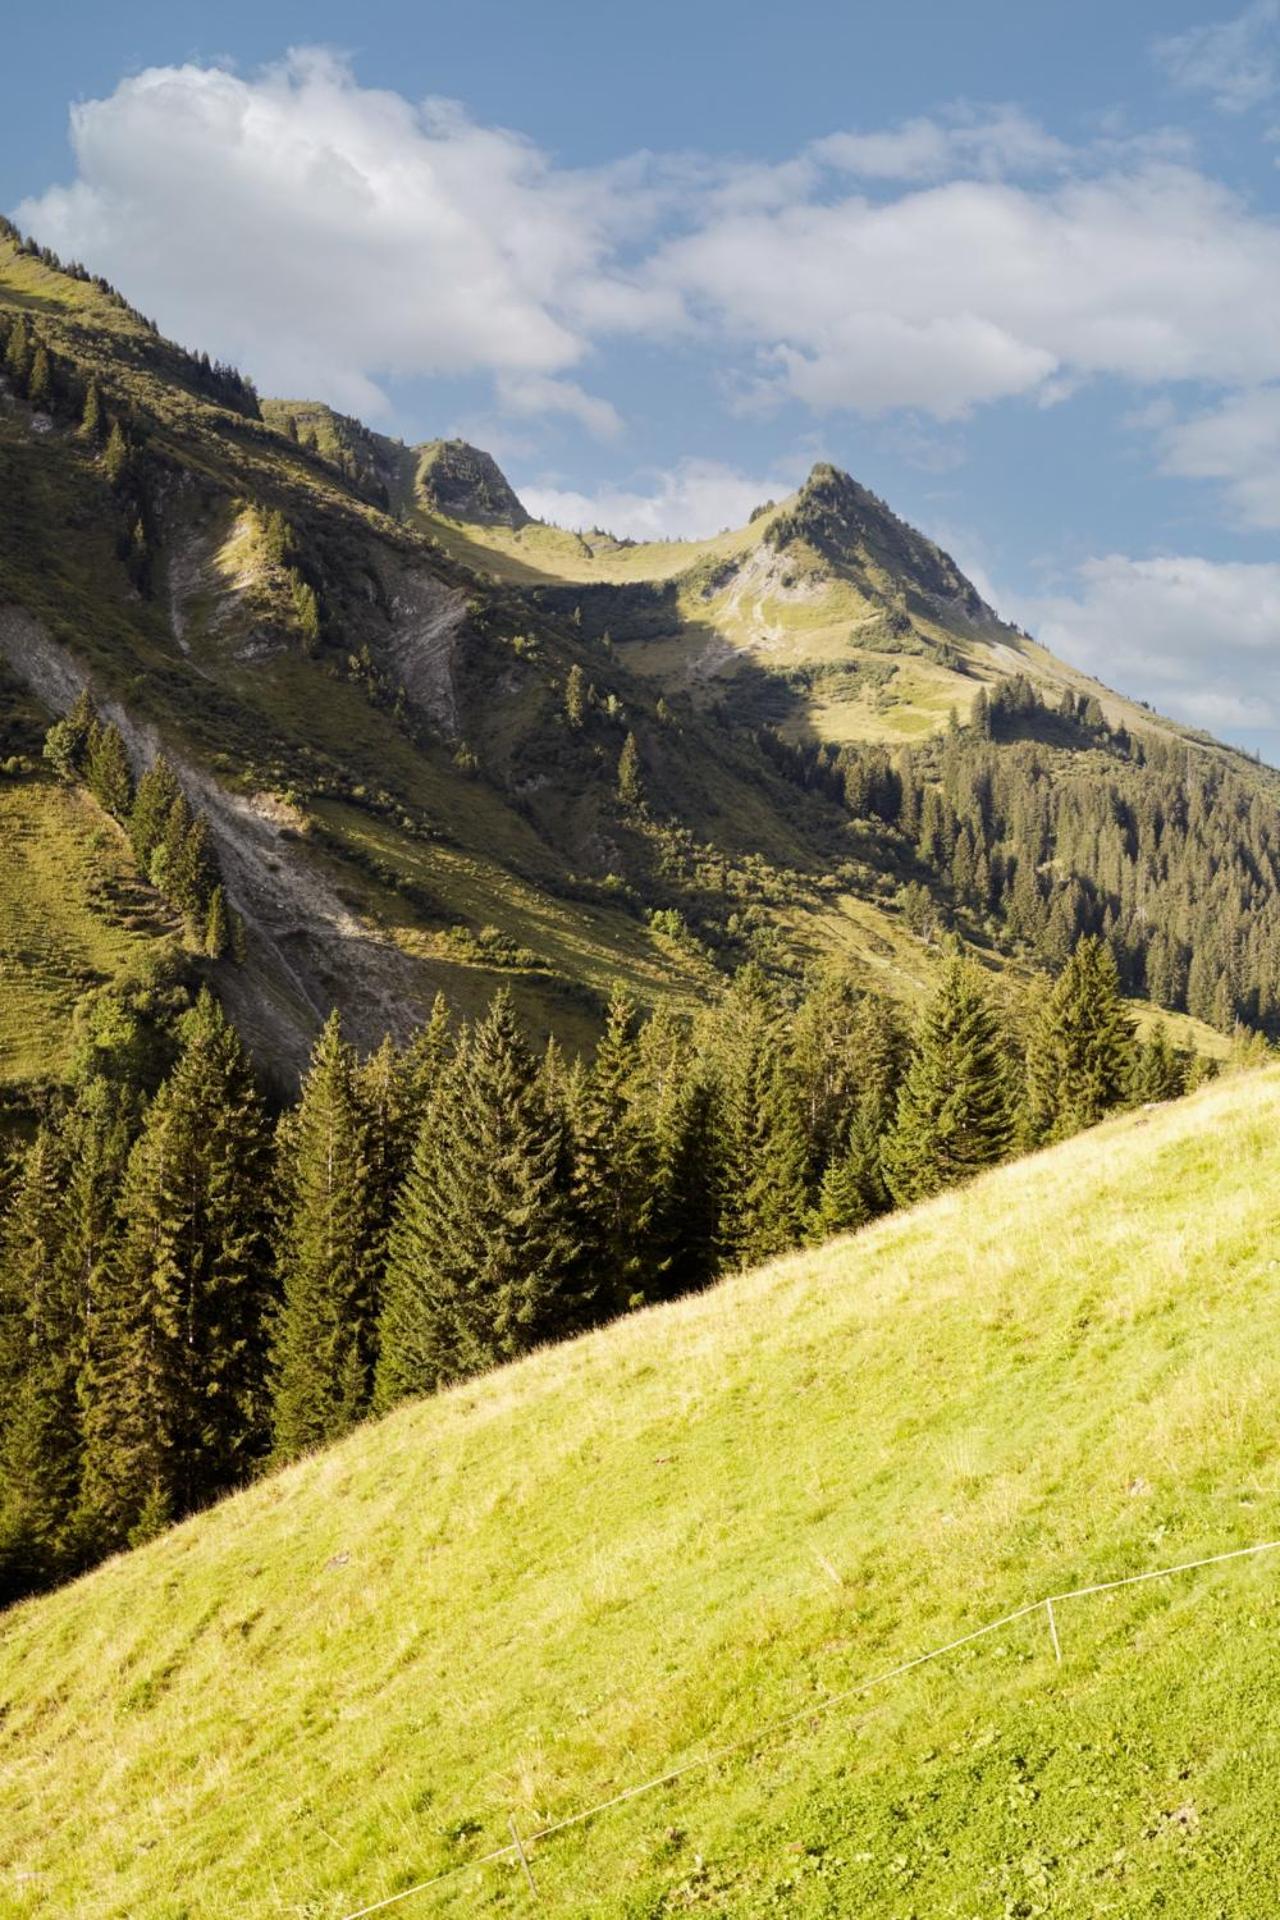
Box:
1130 1019 1185 1105
565 663 587 729
883 957 1014 1205
271 1014 376 1460
80 379 103 441
630 1004 719 1298
26 345 51 410
0 1128 75 1597
129 757 182 868
204 885 232 959
170 814 217 919
710 970 810 1267
86 721 133 818
149 790 196 897
617 731 643 807
1024 937 1137 1144
561 987 654 1314
42 689 97 783
3 314 30 387
103 419 130 488
78 992 271 1548
375 991 579 1407
290 574 321 649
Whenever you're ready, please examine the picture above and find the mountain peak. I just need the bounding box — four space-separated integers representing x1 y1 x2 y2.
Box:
770 460 997 626
413 439 529 528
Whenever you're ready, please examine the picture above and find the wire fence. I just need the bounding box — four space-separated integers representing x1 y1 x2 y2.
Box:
332 1536 1280 1917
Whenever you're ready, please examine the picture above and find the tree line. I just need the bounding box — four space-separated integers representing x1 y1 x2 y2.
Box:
0 937 1223 1605
760 675 1280 1035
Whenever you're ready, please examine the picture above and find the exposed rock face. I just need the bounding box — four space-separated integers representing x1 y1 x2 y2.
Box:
413 439 530 527
770 463 1000 628
0 604 433 1083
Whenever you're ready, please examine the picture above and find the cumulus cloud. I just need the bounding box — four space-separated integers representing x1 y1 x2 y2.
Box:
1159 388 1280 527
812 107 1070 182
1154 2 1280 113
518 459 795 541
1020 553 1280 739
21 45 1280 516
15 48 647 414
652 163 1280 418
494 374 622 440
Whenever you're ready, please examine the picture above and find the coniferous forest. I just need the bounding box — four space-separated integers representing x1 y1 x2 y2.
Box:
0 917 1221 1607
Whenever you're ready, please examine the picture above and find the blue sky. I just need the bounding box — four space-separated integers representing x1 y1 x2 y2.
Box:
8 1 1280 754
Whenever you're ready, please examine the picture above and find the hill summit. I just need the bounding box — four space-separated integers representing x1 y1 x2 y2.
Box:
412 437 530 527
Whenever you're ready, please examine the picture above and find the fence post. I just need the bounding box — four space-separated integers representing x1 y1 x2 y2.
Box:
1045 1596 1062 1663
509 1815 540 1901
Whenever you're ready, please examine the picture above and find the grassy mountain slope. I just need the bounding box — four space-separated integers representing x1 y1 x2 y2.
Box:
410 454 1186 752
0 238 798 1073
4 1068 1279 1917
0 232 1262 1098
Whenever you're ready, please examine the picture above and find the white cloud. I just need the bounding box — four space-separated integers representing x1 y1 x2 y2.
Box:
1154 2 1280 113
15 48 644 414
518 458 794 541
495 374 622 440
651 163 1280 418
1159 387 1280 526
1019 553 1280 737
812 107 1070 182
21 47 1280 489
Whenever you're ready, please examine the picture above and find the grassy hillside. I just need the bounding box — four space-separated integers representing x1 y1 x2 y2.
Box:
4 1069 1280 1917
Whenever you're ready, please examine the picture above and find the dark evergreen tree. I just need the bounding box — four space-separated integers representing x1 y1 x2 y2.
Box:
561 987 654 1314
710 970 810 1266
883 957 1014 1204
86 721 133 818
77 992 271 1547
271 1013 376 1460
617 731 643 807
129 757 183 868
1024 937 1137 1143
1130 1019 1186 1105
375 991 579 1406
0 1128 75 1596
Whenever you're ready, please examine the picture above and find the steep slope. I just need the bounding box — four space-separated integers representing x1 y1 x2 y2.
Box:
412 454 1181 751
1 227 1273 1102
0 235 820 1074
4 1069 1280 1917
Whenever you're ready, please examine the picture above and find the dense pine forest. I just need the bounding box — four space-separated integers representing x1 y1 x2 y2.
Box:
768 674 1280 1035
0 893 1232 1606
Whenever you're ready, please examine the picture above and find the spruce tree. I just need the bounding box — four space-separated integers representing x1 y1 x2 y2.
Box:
204 885 231 959
129 757 183 868
710 970 810 1267
566 987 655 1311
103 419 130 488
1024 937 1137 1144
1130 1020 1186 1105
86 721 133 818
78 992 271 1547
271 1013 376 1460
375 991 579 1407
0 1128 75 1597
617 732 643 807
26 345 51 410
630 1004 719 1298
42 689 97 783
883 957 1014 1205
80 379 103 441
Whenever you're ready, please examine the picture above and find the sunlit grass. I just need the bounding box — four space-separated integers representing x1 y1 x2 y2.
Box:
4 1071 1280 1915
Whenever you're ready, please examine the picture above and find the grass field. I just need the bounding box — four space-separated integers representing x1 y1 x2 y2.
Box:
0 774 176 1084
3 1069 1280 1916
